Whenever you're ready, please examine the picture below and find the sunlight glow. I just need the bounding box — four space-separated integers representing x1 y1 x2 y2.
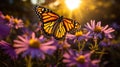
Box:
65 0 81 10
31 0 37 5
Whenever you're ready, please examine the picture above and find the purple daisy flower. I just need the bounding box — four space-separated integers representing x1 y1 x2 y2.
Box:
84 20 115 39
51 37 71 50
8 17 24 29
14 32 56 59
63 50 100 67
0 24 10 39
0 13 13 25
66 31 91 42
0 12 9 24
56 39 71 49
13 18 24 29
102 25 115 38
0 40 17 59
0 12 24 29
0 12 11 39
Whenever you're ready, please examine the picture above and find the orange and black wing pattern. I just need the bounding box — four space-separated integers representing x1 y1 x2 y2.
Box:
35 6 59 35
63 18 75 32
35 6 59 23
35 6 77 39
53 18 75 39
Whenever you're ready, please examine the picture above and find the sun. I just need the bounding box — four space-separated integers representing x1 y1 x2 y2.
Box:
65 0 81 10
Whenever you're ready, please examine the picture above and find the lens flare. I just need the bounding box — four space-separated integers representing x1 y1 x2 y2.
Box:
65 0 81 10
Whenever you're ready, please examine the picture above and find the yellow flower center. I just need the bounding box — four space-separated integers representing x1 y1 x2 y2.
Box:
14 18 19 24
94 26 102 33
76 55 85 64
75 31 83 37
5 15 11 21
29 39 40 48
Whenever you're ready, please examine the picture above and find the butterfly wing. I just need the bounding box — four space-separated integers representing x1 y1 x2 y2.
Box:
43 21 56 35
53 18 75 39
35 6 59 23
53 21 66 39
63 18 75 32
35 6 59 35
35 6 76 39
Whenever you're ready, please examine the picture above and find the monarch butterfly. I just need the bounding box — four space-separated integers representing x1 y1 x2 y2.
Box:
35 6 79 39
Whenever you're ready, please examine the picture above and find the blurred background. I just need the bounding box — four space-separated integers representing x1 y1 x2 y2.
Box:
0 0 120 67
0 0 120 25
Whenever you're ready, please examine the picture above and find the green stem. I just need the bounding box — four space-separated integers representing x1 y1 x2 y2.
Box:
77 39 85 52
99 47 105 60
93 39 98 51
25 56 32 67
80 41 85 51
78 41 81 51
94 39 97 47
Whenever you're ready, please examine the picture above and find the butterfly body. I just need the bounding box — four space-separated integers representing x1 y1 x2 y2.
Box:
56 16 63 23
35 6 79 39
